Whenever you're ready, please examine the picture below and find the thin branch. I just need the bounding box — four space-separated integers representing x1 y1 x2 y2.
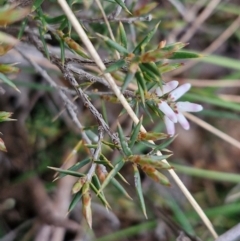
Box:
86 126 104 181
57 0 218 238
77 15 152 24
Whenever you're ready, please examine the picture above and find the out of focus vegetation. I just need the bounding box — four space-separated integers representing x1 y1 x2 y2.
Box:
0 1 240 241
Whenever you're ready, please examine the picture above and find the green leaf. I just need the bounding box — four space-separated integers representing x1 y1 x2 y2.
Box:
129 117 143 149
32 0 45 12
172 163 240 183
121 71 135 92
169 51 202 59
39 27 50 60
91 175 111 209
133 164 147 218
0 64 19 74
128 154 172 169
44 15 66 24
113 0 132 15
100 154 129 184
17 18 28 39
97 33 128 55
68 191 82 213
133 21 160 55
117 123 132 156
48 166 85 178
97 159 125 194
118 22 127 49
161 42 187 52
104 59 126 73
54 158 91 180
0 111 15 122
135 71 146 91
0 73 20 92
136 78 146 107
110 178 132 200
90 182 111 209
158 63 183 73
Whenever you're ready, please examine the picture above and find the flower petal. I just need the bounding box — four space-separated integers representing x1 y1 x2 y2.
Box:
158 101 177 123
169 83 191 101
164 116 175 136
176 102 203 112
155 80 179 97
176 112 190 130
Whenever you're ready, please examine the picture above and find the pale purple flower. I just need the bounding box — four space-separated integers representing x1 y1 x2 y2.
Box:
155 81 203 136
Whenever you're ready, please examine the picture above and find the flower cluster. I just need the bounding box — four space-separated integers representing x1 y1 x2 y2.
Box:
155 81 203 136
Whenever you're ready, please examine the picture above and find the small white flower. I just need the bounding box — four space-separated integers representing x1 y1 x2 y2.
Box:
155 80 203 136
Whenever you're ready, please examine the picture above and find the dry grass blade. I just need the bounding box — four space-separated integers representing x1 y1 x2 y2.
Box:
57 0 218 238
180 0 221 42
184 112 240 150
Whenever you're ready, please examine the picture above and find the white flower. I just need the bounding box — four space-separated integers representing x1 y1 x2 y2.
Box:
155 80 203 136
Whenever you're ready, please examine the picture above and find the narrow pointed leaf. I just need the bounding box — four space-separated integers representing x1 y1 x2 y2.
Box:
133 164 147 218
97 159 125 194
158 63 183 73
0 111 15 122
122 71 135 92
90 182 111 209
117 123 132 156
97 33 128 55
39 28 50 60
48 166 85 178
142 165 171 186
133 21 160 55
161 42 187 52
68 191 82 213
118 22 127 49
136 79 145 107
104 59 126 73
129 117 143 149
54 157 90 180
110 178 132 200
32 0 45 12
17 18 28 39
142 62 160 78
113 0 132 15
100 154 129 184
0 73 20 92
135 71 146 92
169 51 203 59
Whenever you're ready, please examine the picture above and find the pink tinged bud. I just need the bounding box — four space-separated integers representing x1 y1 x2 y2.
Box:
158 101 177 123
176 113 190 130
164 116 175 136
155 80 179 96
176 102 203 112
169 83 191 101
